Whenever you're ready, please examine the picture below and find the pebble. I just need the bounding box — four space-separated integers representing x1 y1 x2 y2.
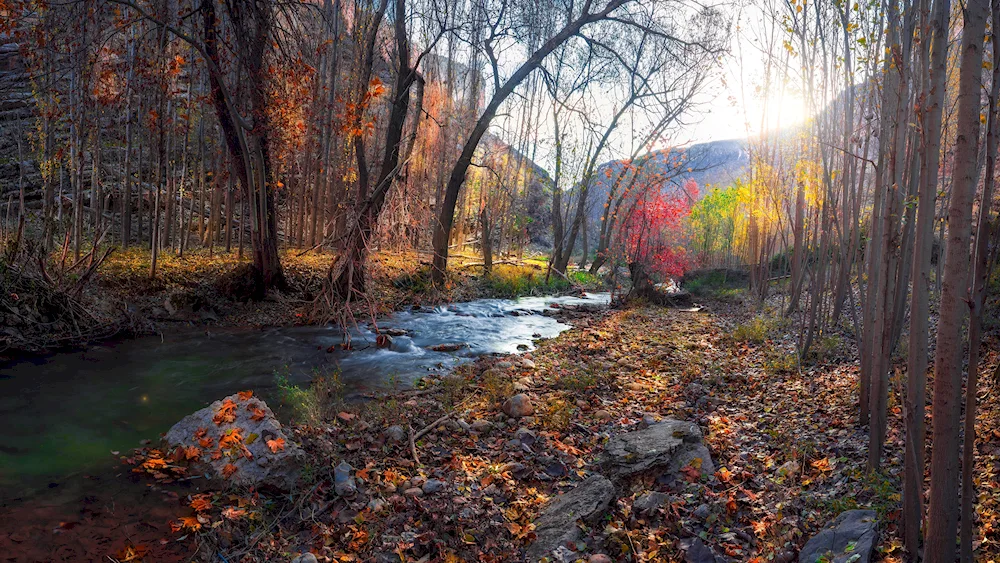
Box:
403 487 424 497
291 553 318 563
595 409 613 421
589 555 613 563
334 461 356 497
520 359 536 369
367 498 387 513
513 382 529 392
495 361 514 369
386 425 406 444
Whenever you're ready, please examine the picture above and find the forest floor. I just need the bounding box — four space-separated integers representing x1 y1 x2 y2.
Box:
121 289 1000 563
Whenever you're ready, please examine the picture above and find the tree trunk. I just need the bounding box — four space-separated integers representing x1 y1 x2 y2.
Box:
925 0 987 559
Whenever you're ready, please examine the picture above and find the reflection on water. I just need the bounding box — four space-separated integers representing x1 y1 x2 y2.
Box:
0 292 609 498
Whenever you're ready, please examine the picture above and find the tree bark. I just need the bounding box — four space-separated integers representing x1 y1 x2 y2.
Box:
925 0 987 559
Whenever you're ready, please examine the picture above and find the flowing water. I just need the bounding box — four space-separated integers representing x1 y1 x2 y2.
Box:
0 291 609 560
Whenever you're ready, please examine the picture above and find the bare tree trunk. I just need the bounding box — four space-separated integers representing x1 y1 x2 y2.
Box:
925 0 987 559
904 0 948 553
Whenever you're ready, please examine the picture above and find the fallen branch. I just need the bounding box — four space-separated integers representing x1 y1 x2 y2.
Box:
408 424 420 466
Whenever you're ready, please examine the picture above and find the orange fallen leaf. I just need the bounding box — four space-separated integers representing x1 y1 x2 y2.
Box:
177 515 202 531
213 399 238 425
190 495 212 512
716 466 733 483
219 428 244 449
266 437 286 453
184 446 202 460
222 463 238 478
222 507 246 520
237 390 254 401
248 405 267 422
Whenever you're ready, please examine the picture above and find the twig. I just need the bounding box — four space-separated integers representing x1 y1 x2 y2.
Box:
408 424 420 466
413 413 453 442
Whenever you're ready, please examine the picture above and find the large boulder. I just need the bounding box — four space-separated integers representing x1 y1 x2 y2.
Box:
164 393 304 491
599 419 713 478
798 510 878 563
526 475 615 561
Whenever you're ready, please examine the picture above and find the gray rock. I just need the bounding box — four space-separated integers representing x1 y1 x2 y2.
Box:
291 553 319 563
684 538 720 563
502 394 535 418
599 420 713 478
633 491 670 513
403 487 424 497
386 425 407 444
526 475 615 561
589 555 613 563
798 510 878 563
334 460 357 497
496 361 514 369
422 479 446 494
515 427 538 446
692 503 711 520
470 419 494 433
163 394 304 491
521 359 536 369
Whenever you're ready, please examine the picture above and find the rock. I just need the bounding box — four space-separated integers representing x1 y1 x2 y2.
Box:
777 460 800 477
513 382 530 392
515 427 538 446
521 359 536 369
598 420 713 479
692 504 711 520
428 342 468 352
633 491 670 513
684 538 720 563
403 487 424 497
386 425 407 444
595 410 613 421
376 334 393 348
384 328 408 336
291 553 319 563
687 383 705 396
163 393 304 491
367 498 387 513
589 555 613 563
496 361 514 369
334 461 357 497
526 475 615 561
798 510 878 563
470 419 494 433
422 479 446 494
516 344 529 351
390 336 417 353
502 394 535 418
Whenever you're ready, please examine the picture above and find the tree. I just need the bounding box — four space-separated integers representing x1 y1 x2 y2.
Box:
430 0 723 284
925 0 988 559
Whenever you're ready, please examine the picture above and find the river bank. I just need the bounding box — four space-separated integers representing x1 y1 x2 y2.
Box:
1 248 599 358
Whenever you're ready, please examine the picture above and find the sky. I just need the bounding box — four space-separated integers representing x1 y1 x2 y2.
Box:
683 2 811 145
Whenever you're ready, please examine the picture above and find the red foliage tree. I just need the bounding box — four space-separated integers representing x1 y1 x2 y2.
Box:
621 178 696 280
